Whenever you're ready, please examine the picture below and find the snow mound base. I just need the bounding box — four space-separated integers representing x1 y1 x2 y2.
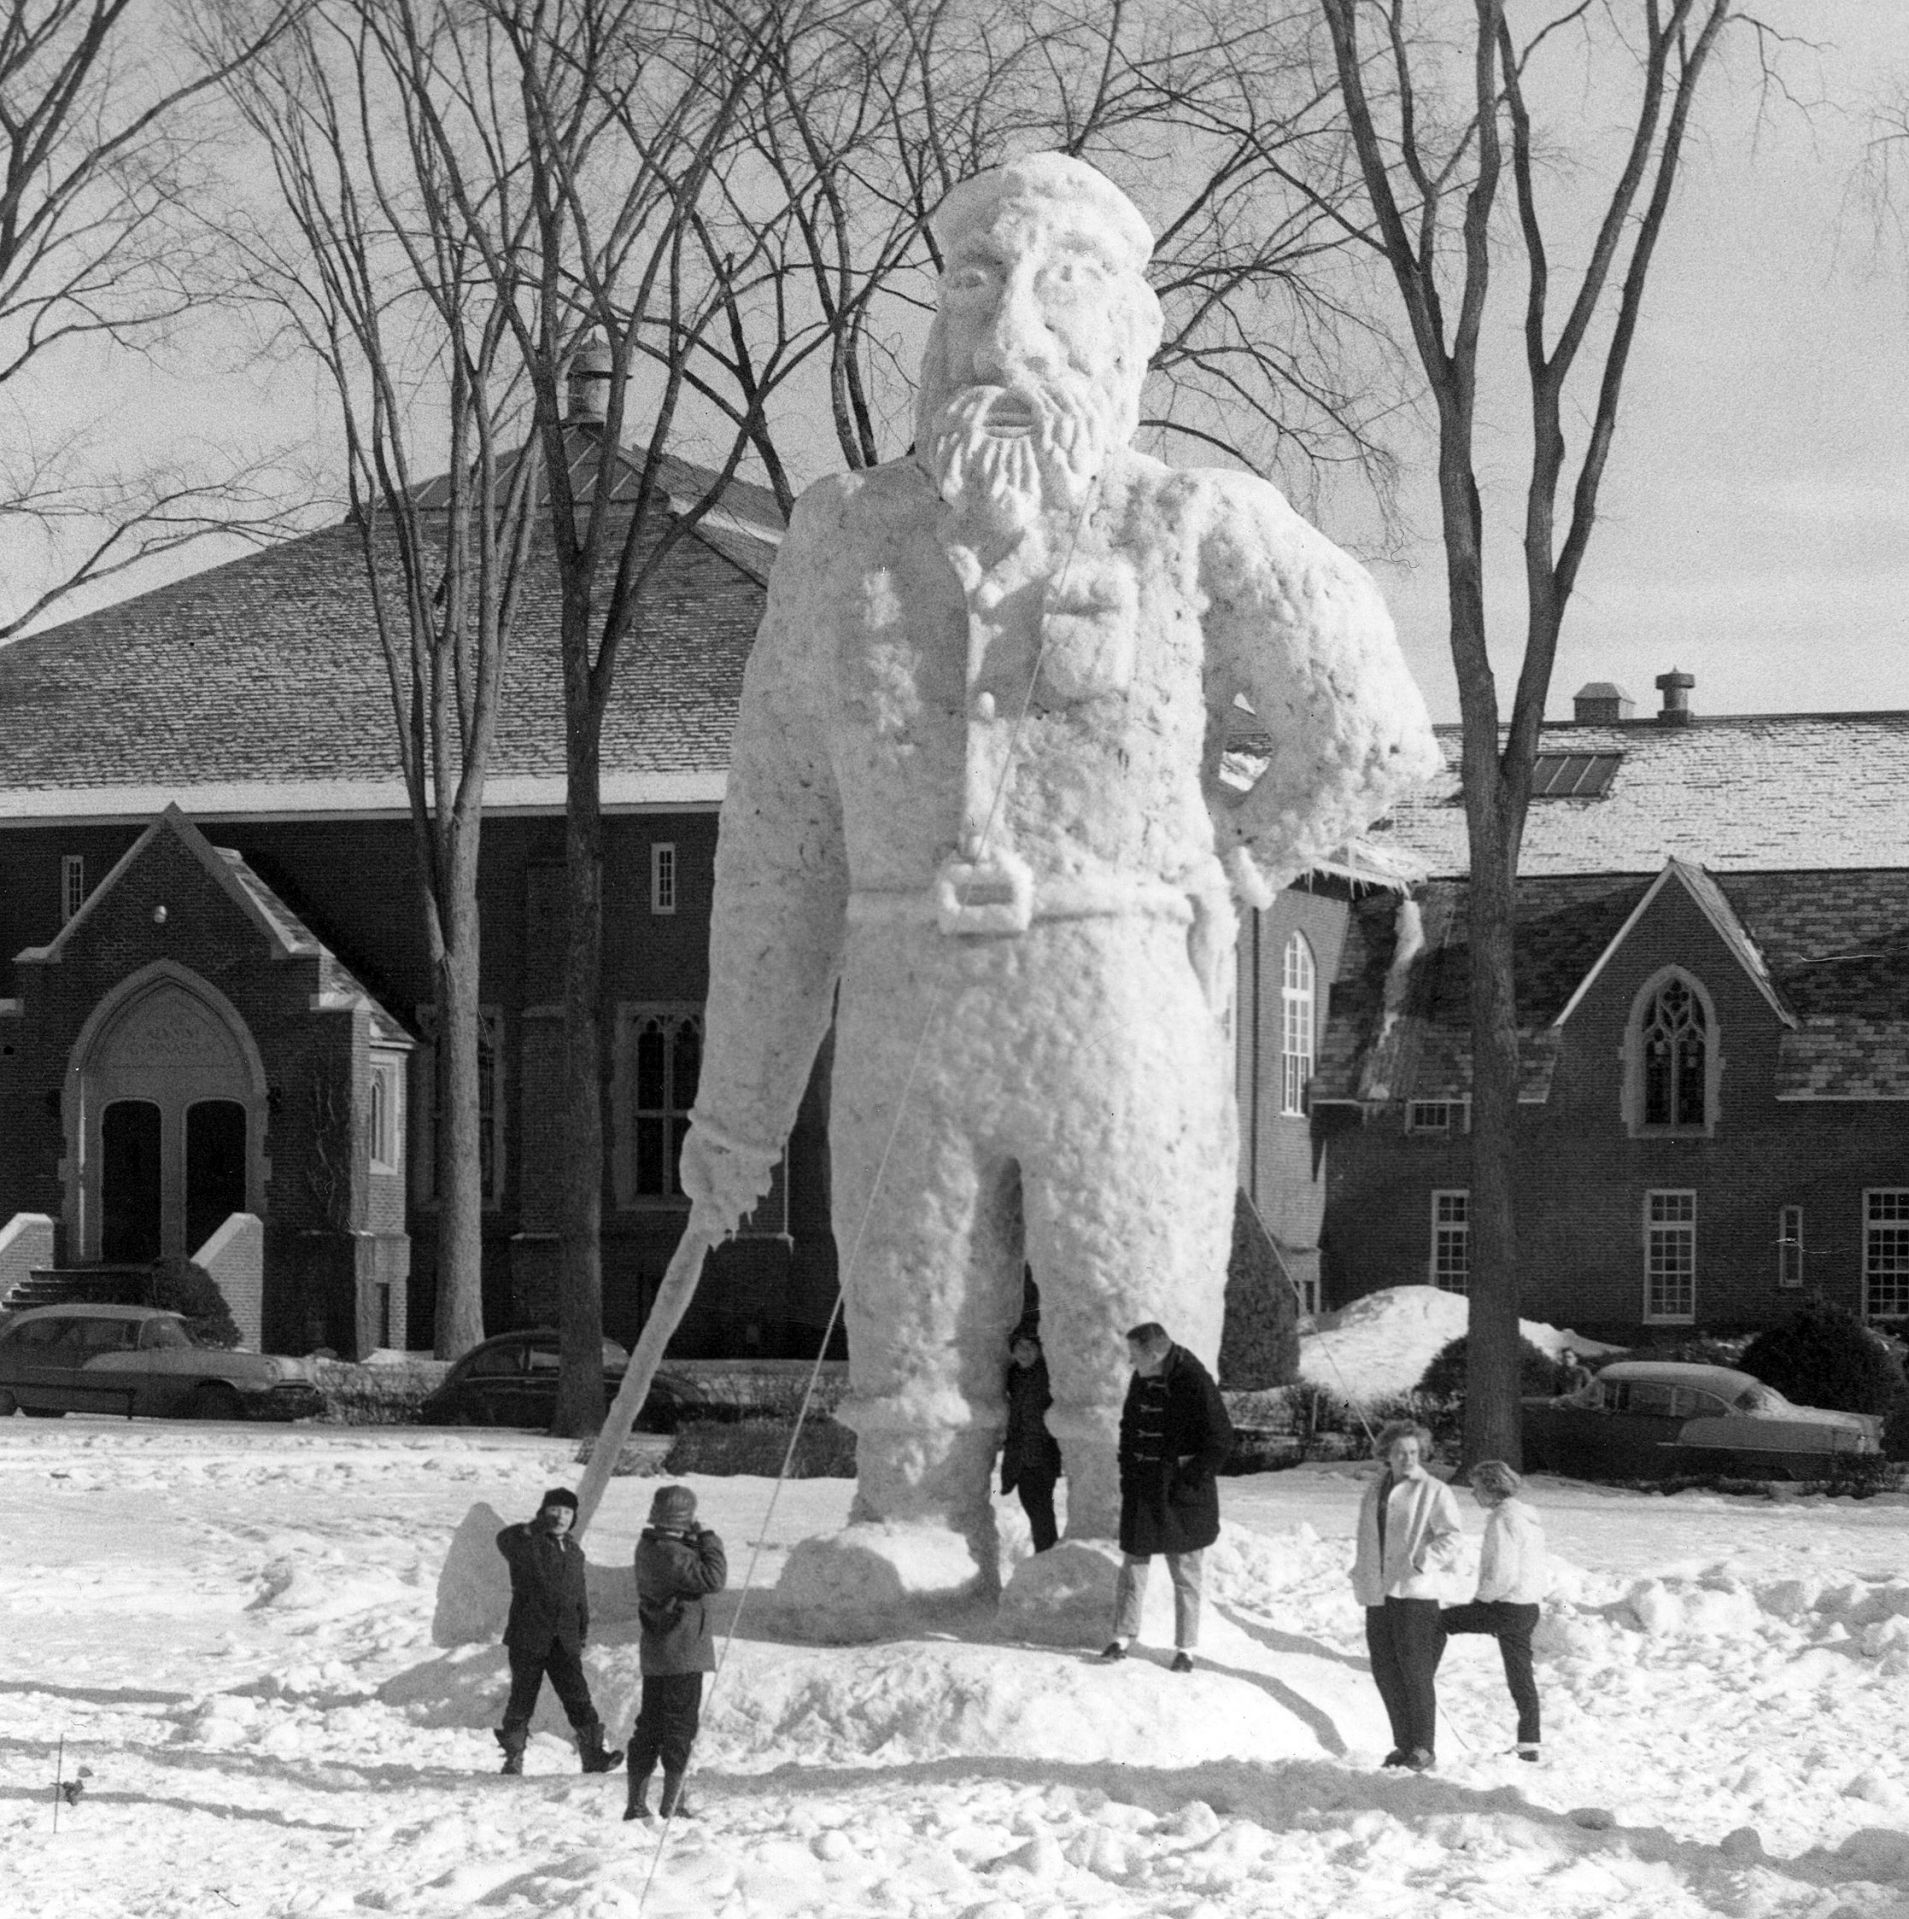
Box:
767 1521 994 1642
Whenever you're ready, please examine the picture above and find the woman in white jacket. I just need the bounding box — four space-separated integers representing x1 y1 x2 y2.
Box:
1350 1420 1464 1771
1438 1459 1546 1761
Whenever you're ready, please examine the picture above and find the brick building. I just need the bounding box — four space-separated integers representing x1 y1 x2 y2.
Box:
0 430 1368 1357
1315 674 1909 1341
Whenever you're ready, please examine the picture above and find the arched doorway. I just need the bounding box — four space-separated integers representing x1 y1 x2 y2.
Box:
70 966 266 1266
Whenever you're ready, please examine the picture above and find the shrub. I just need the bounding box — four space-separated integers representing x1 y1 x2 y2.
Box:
311 1361 442 1425
156 1261 239 1349
1740 1302 1908 1417
1218 1192 1301 1390
1416 1334 1568 1404
664 1416 856 1479
1882 1403 1909 1463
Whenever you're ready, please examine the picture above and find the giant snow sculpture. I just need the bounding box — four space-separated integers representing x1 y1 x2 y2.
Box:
679 151 1440 1619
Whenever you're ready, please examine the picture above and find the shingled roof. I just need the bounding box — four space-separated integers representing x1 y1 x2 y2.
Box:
1319 864 1909 1107
1369 712 1909 875
0 435 780 824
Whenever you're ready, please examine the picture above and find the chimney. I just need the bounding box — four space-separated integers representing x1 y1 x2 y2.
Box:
565 331 613 427
1654 666 1695 727
1572 681 1634 724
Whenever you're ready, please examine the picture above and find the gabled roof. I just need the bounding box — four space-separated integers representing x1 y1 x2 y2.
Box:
1370 712 1909 875
1318 866 1909 1105
0 441 782 825
1551 858 1796 1031
18 805 409 1042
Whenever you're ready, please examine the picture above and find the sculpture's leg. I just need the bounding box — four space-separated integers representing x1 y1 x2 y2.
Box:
829 1050 1023 1552
1016 918 1236 1541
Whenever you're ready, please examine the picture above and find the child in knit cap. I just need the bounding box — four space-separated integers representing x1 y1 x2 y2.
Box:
625 1483 727 1820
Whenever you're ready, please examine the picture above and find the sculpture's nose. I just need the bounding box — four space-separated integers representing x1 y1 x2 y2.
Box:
972 267 1060 385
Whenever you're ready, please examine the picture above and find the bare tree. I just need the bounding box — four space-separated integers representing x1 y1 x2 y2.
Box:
693 0 1407 520
1315 0 1773 1462
224 0 544 1358
0 0 300 635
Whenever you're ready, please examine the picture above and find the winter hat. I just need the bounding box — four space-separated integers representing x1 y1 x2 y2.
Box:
540 1486 579 1513
649 1484 697 1528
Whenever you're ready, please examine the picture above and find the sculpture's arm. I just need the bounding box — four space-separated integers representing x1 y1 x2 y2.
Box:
1198 473 1442 906
680 498 850 1236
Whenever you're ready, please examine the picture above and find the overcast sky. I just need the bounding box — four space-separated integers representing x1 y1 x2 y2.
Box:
9 2 1905 728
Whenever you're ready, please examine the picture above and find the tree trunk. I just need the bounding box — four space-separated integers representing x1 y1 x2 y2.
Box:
552 709 608 1436
1460 808 1524 1469
433 887 488 1358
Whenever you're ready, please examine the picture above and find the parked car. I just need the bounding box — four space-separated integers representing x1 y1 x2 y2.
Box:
416 1329 709 1431
0 1305 323 1421
1522 1359 1882 1480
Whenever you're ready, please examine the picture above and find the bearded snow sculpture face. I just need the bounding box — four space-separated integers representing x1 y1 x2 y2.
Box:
917 155 1163 532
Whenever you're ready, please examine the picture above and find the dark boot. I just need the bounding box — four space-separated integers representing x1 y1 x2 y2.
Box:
495 1726 527 1777
577 1722 624 1775
623 1766 654 1822
658 1771 693 1819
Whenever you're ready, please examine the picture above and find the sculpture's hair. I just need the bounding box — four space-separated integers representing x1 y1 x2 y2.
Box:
1125 1321 1170 1348
1375 1419 1432 1457
1469 1460 1523 1503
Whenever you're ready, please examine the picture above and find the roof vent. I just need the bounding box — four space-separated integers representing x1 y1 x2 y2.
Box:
565 331 613 427
1654 666 1695 727
1573 681 1634 724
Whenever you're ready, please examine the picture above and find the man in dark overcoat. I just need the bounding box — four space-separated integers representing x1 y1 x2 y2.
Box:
1098 1321 1232 1671
494 1486 622 1775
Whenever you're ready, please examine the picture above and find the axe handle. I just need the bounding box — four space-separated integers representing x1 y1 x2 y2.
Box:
573 1223 719 1536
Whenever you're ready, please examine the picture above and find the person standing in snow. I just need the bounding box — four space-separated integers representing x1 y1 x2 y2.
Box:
1351 1421 1464 1772
1098 1322 1232 1672
1438 1460 1547 1762
626 1484 728 1822
1555 1348 1594 1399
494 1487 622 1777
1001 1330 1064 1553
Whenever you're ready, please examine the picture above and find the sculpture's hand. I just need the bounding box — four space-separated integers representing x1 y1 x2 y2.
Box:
678 1119 780 1239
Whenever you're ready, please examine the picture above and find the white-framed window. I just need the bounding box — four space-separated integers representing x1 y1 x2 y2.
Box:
412 1007 505 1206
368 1053 405 1174
1645 1189 1697 1322
1777 1205 1804 1290
1279 931 1315 1117
1407 1098 1470 1135
1864 1190 1909 1320
61 855 85 924
1627 969 1716 1135
651 842 677 915
614 1004 702 1203
1430 1189 1470 1294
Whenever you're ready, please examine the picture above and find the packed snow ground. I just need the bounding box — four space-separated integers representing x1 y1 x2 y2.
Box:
7 1421 1909 1917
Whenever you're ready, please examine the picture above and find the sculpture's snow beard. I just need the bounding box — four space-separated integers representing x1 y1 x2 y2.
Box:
927 381 1115 531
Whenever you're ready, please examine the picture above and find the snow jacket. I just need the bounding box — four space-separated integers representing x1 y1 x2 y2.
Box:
1473 1497 1546 1605
1117 1345 1233 1558
1350 1471 1465 1608
496 1521 589 1654
633 1524 728 1676
1000 1356 1063 1494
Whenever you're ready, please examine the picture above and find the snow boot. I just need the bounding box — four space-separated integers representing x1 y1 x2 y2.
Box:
658 1771 693 1820
624 1767 654 1822
577 1723 624 1775
495 1727 527 1777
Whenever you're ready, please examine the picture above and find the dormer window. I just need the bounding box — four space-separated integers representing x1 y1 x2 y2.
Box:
1625 968 1718 1137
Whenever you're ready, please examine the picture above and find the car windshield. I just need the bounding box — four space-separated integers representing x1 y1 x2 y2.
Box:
1734 1383 1788 1412
141 1320 192 1350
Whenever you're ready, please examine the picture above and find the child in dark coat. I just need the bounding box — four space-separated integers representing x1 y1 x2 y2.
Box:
625 1484 727 1821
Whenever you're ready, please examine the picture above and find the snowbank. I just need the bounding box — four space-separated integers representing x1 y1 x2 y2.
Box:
1300 1284 1621 1401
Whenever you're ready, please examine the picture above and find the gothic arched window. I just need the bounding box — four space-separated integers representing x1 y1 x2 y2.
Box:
1632 971 1713 1133
1280 932 1316 1117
